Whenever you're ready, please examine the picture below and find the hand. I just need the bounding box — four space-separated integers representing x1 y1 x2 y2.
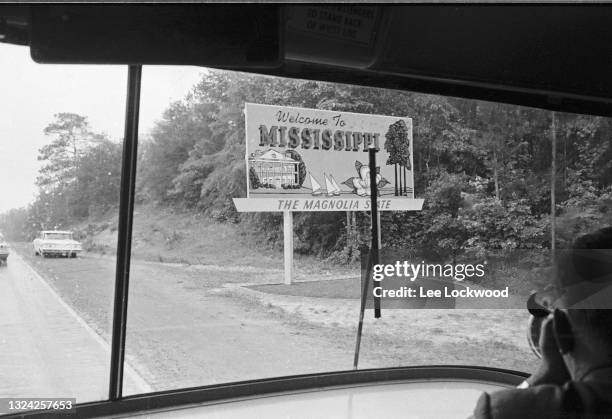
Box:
526 315 570 386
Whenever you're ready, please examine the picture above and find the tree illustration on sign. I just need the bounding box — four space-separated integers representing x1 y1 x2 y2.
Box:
384 119 411 196
284 149 307 186
249 166 261 189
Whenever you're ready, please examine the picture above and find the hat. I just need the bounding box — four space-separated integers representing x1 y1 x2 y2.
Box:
528 227 612 314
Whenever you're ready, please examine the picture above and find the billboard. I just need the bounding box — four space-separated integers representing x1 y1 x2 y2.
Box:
233 103 423 212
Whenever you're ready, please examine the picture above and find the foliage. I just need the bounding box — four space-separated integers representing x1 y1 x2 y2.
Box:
37 113 105 190
74 139 122 217
461 198 548 260
6 70 612 272
0 208 29 241
6 113 121 236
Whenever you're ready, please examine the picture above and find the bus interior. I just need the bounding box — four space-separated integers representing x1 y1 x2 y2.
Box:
0 4 611 418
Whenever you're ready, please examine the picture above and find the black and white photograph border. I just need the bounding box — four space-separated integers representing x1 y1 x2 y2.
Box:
0 3 612 419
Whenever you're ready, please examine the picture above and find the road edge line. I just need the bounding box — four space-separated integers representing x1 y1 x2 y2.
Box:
13 252 153 394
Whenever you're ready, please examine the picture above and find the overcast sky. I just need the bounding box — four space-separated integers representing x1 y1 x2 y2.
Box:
0 43 204 213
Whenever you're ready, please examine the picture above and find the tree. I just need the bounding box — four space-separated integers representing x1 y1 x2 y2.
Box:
29 113 116 225
124 69 612 266
138 101 214 202
75 139 122 216
472 102 507 201
38 113 104 189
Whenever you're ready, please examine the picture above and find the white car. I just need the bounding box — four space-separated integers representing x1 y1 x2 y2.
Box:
33 230 82 258
0 233 8 266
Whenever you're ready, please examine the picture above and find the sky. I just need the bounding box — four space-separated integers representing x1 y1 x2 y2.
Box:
0 43 204 212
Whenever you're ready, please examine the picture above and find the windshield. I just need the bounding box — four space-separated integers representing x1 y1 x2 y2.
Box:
44 233 73 240
0 42 611 406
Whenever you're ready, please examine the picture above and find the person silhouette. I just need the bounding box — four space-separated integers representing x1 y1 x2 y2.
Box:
471 227 612 419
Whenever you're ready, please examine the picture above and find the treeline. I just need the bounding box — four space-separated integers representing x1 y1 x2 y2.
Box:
2 71 612 266
135 71 612 263
1 113 122 240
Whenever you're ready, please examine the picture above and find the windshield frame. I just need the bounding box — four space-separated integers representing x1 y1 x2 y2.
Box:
4 5 612 418
13 366 528 418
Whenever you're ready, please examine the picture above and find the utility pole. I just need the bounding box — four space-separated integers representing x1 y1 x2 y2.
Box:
551 111 556 263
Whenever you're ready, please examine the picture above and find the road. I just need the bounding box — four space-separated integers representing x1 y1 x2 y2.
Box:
5 247 374 398
0 252 150 402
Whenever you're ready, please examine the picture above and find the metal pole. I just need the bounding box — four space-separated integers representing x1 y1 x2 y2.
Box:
283 211 293 285
369 147 381 318
353 147 382 368
353 247 372 369
377 212 382 250
109 65 142 401
551 111 556 264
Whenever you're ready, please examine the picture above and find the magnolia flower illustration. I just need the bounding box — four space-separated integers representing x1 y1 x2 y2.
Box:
343 161 389 196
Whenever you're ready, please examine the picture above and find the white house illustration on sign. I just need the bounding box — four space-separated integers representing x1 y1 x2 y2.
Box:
249 149 300 188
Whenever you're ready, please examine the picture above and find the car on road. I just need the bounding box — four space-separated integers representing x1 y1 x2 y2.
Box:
33 230 82 258
0 233 9 266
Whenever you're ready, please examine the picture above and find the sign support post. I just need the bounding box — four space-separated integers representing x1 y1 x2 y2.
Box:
234 103 422 369
235 103 422 286
283 210 293 285
369 147 382 318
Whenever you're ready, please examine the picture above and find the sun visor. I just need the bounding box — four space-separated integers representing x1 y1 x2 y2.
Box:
29 5 282 68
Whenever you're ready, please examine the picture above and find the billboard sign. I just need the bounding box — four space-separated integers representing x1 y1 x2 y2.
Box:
233 103 423 212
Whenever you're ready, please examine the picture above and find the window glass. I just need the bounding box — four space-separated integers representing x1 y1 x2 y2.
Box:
3 23 611 409
0 44 128 402
124 67 612 393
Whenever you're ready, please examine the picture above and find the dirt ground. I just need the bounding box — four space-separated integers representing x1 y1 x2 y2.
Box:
13 245 393 392
14 240 539 394
226 285 536 372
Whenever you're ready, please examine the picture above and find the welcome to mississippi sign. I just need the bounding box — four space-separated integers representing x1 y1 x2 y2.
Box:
233 103 423 212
